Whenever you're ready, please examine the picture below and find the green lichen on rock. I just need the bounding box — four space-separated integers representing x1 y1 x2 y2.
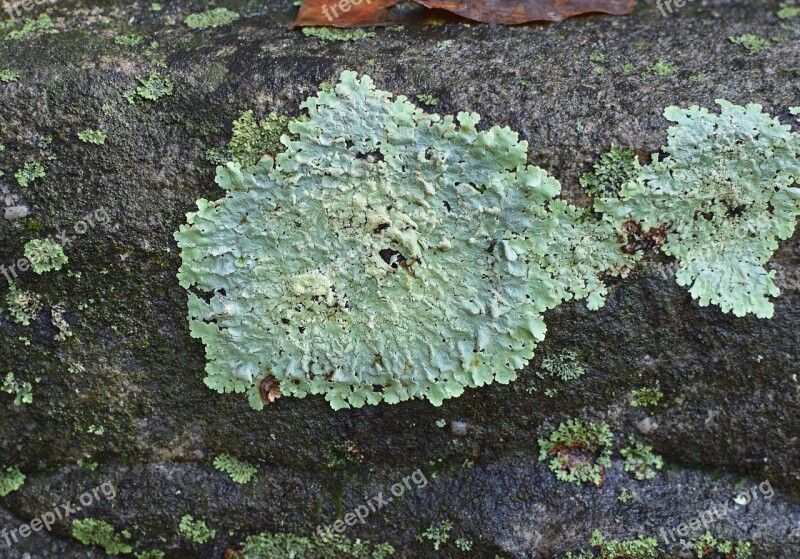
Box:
15 161 45 187
178 514 216 544
71 519 133 556
0 466 25 497
0 69 20 83
2 372 33 405
629 387 663 407
135 551 165 559
301 27 377 43
238 531 395 558
539 349 586 382
620 436 663 480
5 282 42 325
4 14 52 42
646 61 676 77
692 531 752 559
175 71 630 410
23 239 68 273
418 520 453 551
580 146 640 198
213 453 257 484
565 530 660 559
207 110 291 169
779 3 800 19
114 34 144 47
595 100 800 318
124 72 174 103
729 34 769 55
77 129 107 145
538 419 613 486
184 7 240 29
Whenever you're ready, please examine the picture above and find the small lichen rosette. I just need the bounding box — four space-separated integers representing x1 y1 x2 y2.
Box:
176 72 625 409
596 100 800 318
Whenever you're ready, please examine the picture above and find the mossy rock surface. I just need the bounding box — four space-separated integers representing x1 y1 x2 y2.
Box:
0 1 799 558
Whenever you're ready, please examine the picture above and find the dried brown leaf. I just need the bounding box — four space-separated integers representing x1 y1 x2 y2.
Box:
291 0 405 28
412 0 634 24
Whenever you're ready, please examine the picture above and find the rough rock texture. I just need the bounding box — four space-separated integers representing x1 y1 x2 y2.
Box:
0 0 799 557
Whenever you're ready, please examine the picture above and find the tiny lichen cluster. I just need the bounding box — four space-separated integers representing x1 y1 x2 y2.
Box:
629 387 663 407
238 531 395 558
2 372 33 405
206 110 291 169
538 419 613 486
565 530 660 559
72 519 133 555
77 129 108 145
539 349 586 382
178 515 216 544
23 239 68 273
620 436 663 480
692 531 752 559
0 466 25 497
184 7 240 29
213 453 257 484
5 282 41 325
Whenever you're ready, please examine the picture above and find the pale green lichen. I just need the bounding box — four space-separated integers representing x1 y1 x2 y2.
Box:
647 61 676 77
729 34 768 55
595 100 800 318
77 129 107 145
0 69 20 83
692 532 751 559
114 34 143 47
2 372 33 405
24 239 68 273
213 453 257 484
779 3 800 19
4 14 52 42
629 387 663 407
185 7 240 29
175 72 631 409
418 520 452 551
135 551 165 559
302 27 376 42
620 436 663 480
206 110 291 169
15 161 45 187
538 419 613 486
71 519 133 555
178 515 215 544
416 93 439 106
5 282 42 325
565 530 660 559
239 532 395 558
0 466 25 496
580 146 640 198
539 349 586 382
124 72 173 103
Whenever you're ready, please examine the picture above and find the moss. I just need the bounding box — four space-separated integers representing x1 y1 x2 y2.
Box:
184 7 240 29
4 14 53 42
178 515 216 544
0 466 25 496
301 27 377 43
0 69 20 82
71 519 133 555
213 453 257 484
691 531 752 559
77 129 107 145
620 436 663 480
2 372 33 405
629 387 663 407
580 146 640 198
15 161 45 187
729 34 769 55
238 531 395 558
24 239 68 273
538 419 613 486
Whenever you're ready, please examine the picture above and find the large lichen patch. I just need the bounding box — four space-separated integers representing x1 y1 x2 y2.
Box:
175 72 629 409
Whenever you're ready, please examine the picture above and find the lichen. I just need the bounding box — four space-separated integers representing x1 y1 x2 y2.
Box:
77 129 107 145
418 520 452 551
5 282 42 325
178 515 216 544
620 436 663 480
114 34 144 47
124 72 173 103
565 530 660 559
15 161 45 187
2 372 33 405
301 27 377 43
779 3 800 19
595 100 800 318
23 239 68 273
538 419 613 486
206 110 291 169
538 349 586 382
71 519 133 555
0 466 25 496
646 61 676 77
184 7 240 29
0 69 20 83
691 531 752 559
238 531 395 558
213 453 257 484
4 14 53 42
175 71 631 409
729 34 769 55
629 387 663 407
580 146 640 198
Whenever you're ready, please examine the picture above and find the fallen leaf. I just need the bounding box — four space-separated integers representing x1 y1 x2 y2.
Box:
291 0 405 28
412 0 635 24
